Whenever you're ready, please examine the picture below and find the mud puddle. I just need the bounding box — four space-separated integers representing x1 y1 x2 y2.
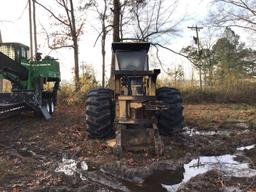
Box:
162 155 256 191
55 158 88 180
138 144 256 192
54 144 256 192
121 154 255 191
183 127 250 137
237 144 256 151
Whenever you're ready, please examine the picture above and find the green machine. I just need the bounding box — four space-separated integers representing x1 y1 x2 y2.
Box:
0 42 61 119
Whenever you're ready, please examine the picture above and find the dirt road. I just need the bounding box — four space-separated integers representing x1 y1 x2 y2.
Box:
0 104 255 191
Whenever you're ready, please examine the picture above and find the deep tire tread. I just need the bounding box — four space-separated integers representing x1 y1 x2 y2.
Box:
85 88 114 139
157 87 184 136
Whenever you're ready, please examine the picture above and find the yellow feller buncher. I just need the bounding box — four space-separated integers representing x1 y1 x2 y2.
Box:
85 42 183 155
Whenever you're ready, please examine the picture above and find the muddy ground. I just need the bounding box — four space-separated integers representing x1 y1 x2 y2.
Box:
0 104 255 192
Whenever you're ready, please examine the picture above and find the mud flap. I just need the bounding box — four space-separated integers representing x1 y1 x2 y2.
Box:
115 123 164 156
152 121 164 156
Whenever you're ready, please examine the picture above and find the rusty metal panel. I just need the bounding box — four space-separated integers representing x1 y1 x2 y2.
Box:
114 76 121 95
118 95 156 101
130 102 143 109
118 119 152 124
121 127 155 152
118 100 127 119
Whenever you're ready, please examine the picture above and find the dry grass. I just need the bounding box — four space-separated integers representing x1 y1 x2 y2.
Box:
181 81 256 105
184 104 256 129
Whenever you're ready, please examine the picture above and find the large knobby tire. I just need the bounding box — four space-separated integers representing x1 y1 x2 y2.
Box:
156 87 184 136
85 88 114 139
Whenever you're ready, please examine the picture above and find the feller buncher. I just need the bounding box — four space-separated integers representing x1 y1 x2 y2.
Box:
85 42 183 154
0 42 60 120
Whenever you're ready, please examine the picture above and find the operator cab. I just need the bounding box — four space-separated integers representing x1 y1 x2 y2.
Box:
112 42 150 71
0 43 29 64
112 42 153 96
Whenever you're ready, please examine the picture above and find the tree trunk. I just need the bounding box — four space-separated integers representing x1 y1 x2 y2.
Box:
111 0 121 76
102 30 106 87
101 0 108 88
208 66 213 86
69 0 80 90
34 0 80 90
73 40 80 89
199 66 202 90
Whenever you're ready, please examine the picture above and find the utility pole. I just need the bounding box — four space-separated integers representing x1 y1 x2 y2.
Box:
188 26 203 91
32 0 37 58
0 30 2 43
28 0 34 60
28 0 37 61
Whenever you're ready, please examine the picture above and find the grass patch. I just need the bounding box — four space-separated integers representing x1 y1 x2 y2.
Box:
181 82 256 105
184 104 256 129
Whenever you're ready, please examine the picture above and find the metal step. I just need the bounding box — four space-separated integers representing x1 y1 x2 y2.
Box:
0 102 26 119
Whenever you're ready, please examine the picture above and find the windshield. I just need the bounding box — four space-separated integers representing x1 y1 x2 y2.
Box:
0 45 15 60
116 51 147 71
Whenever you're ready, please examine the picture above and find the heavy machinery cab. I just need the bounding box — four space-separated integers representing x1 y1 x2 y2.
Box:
0 42 60 89
0 43 29 63
0 42 61 120
112 42 160 96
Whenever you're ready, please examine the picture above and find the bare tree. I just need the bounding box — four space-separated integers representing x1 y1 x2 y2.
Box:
210 0 256 32
35 0 88 90
91 0 112 87
109 0 186 71
91 0 188 84
89 0 132 86
110 0 121 76
120 0 193 74
125 0 181 42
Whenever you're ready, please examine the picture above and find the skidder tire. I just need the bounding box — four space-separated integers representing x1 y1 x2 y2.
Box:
156 87 184 136
85 88 114 139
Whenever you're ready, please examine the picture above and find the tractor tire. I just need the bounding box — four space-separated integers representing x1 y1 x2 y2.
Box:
156 87 184 136
85 88 114 139
49 97 55 115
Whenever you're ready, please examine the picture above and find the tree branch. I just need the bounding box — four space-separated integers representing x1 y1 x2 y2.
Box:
34 0 69 26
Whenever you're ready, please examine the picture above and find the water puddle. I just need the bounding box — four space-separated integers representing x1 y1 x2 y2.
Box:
54 144 256 192
55 158 88 180
160 154 256 192
183 127 249 137
237 144 255 151
131 149 256 192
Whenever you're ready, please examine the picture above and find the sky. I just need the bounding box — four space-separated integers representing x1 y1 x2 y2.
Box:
0 0 214 83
